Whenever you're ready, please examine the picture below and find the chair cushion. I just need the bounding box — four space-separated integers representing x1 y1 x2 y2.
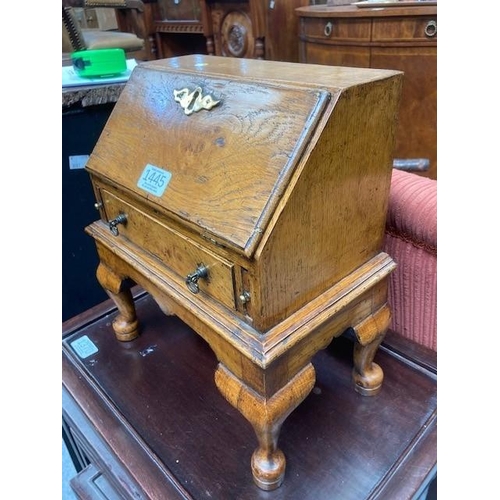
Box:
82 29 144 51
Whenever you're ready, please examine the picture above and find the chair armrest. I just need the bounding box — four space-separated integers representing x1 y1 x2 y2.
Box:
386 169 437 252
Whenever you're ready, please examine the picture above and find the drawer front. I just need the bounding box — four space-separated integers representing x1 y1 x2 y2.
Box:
101 189 236 310
159 0 201 21
300 42 370 67
372 17 437 43
300 17 371 43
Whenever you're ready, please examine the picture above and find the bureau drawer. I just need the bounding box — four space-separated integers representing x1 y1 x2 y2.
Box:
372 17 437 43
300 17 371 43
159 0 201 21
101 189 236 310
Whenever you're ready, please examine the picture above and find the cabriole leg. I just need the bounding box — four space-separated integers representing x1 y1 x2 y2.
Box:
352 305 391 396
96 263 138 342
214 363 315 491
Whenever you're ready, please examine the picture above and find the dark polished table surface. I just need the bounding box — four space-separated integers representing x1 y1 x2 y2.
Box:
62 291 437 500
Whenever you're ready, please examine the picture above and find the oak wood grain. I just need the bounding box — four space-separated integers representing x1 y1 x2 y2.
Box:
84 55 403 490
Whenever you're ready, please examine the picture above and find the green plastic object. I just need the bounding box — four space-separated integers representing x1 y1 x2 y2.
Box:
71 48 127 78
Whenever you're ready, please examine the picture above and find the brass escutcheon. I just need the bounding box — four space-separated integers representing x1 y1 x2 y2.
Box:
173 87 221 115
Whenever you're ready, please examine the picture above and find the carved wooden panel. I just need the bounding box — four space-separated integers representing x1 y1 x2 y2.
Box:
219 10 254 57
200 1 265 59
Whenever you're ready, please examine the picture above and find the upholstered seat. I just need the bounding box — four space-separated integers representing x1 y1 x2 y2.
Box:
384 169 437 351
77 27 144 51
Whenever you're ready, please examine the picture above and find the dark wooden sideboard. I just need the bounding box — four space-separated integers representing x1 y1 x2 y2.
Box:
197 0 316 61
154 0 316 62
296 4 437 179
154 0 207 59
63 291 436 499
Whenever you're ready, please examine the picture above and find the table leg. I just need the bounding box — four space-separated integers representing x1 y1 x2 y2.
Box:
352 305 391 396
96 263 139 341
214 362 315 491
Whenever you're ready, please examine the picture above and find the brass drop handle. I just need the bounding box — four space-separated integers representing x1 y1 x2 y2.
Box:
324 21 333 37
185 264 209 294
424 20 437 37
108 214 127 236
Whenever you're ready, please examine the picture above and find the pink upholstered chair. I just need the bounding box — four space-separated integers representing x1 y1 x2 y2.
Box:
384 170 437 352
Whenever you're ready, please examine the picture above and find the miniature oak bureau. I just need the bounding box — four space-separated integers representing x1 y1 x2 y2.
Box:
84 54 402 491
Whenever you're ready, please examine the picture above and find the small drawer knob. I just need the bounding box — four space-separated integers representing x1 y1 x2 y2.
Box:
185 264 209 294
108 214 127 236
239 291 251 304
324 21 333 37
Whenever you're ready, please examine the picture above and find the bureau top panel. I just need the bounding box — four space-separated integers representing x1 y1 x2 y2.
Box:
87 60 331 256
87 55 401 256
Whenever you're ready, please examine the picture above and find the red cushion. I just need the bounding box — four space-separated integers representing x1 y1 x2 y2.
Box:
384 170 437 351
